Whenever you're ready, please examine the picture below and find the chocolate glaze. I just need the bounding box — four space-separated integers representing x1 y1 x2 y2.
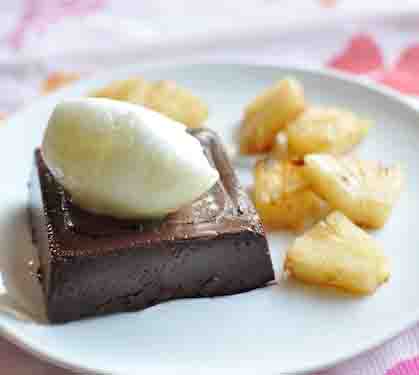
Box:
29 128 274 323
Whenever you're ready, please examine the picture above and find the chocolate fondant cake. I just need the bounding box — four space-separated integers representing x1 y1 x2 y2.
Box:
29 129 274 323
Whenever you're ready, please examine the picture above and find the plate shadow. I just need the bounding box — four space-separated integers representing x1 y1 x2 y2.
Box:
0 204 47 323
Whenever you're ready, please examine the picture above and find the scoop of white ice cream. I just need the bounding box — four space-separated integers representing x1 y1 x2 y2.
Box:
42 98 219 219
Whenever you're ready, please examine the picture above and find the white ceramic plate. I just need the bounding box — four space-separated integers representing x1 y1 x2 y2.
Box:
0 64 417 375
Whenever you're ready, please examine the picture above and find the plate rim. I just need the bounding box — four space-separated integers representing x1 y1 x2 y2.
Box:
1 62 418 375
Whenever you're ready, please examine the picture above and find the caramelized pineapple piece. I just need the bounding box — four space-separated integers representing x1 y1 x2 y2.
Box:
271 131 290 161
287 107 371 157
91 79 208 128
91 77 149 101
303 154 403 228
240 78 305 154
143 80 208 128
284 211 390 294
125 80 153 106
252 159 328 231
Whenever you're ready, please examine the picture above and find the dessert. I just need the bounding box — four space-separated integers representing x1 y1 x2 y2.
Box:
252 158 329 231
303 154 403 229
29 100 274 323
286 107 371 157
42 99 218 219
92 78 209 128
243 77 403 296
284 211 390 294
239 78 305 154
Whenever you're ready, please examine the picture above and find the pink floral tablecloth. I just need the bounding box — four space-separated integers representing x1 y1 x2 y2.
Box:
2 1 419 374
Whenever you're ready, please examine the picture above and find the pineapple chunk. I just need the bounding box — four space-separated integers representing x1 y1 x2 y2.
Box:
125 79 153 105
271 131 290 161
142 80 208 128
240 78 305 154
287 107 371 157
253 158 328 231
91 79 208 128
303 154 403 228
91 77 149 101
284 211 390 294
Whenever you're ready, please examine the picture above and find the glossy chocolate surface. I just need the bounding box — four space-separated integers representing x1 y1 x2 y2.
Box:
29 129 274 323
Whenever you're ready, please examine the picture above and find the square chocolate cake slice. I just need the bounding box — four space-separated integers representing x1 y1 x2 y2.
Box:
29 129 274 323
